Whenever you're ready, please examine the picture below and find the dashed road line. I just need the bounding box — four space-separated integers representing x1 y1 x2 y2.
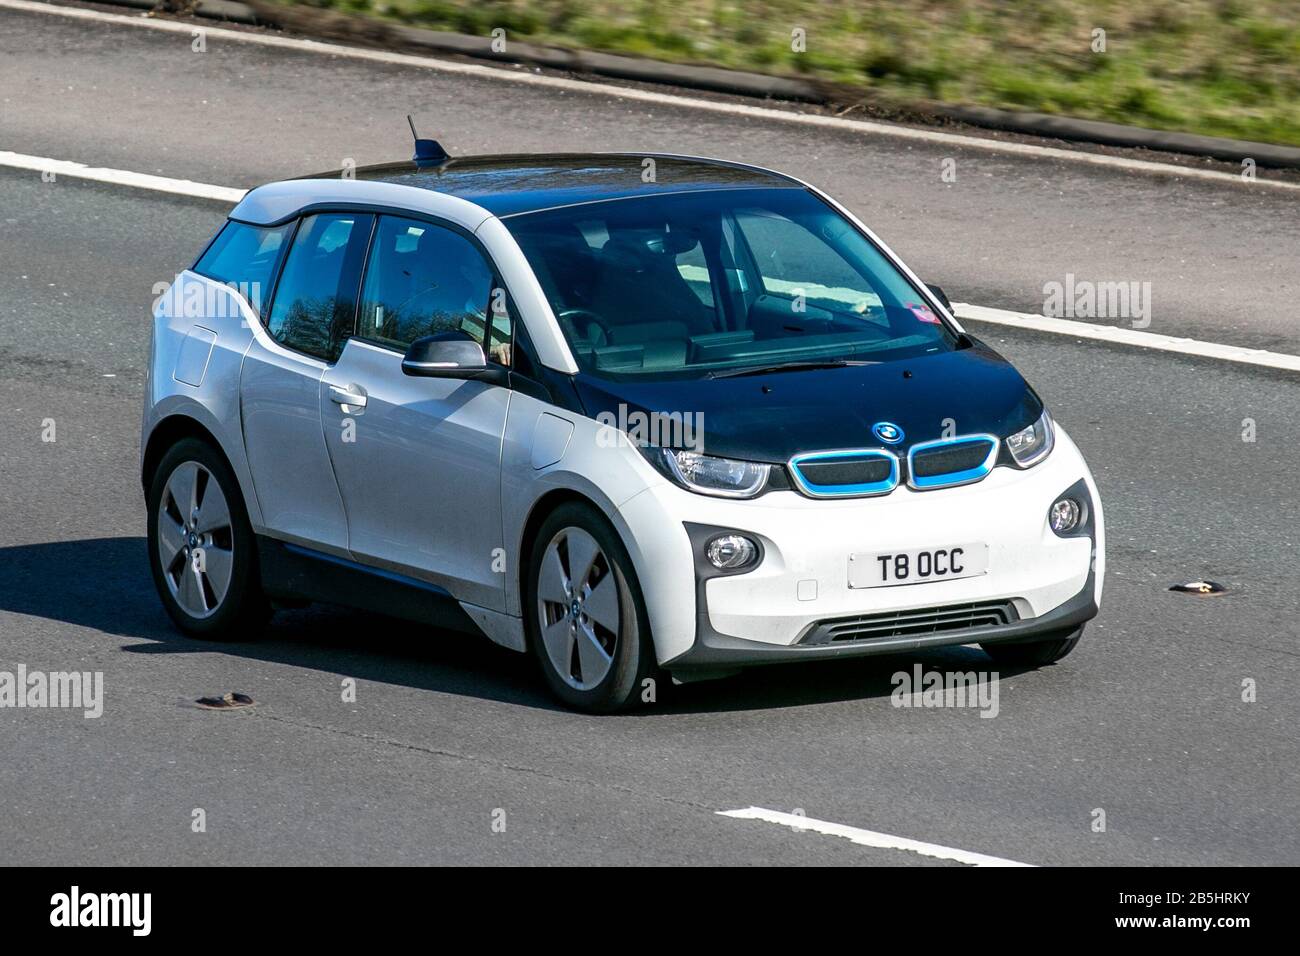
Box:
956 302 1300 374
718 806 1035 867
0 150 247 203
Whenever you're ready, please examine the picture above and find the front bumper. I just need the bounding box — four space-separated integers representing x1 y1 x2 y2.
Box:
666 569 1096 674
614 426 1104 669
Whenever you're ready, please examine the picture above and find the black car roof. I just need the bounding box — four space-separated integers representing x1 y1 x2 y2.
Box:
300 153 803 217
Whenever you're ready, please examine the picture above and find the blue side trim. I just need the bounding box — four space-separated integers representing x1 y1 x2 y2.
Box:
788 448 900 498
906 435 1000 491
282 543 453 597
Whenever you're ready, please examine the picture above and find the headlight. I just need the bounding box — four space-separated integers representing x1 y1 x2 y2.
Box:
1006 408 1055 467
651 448 771 498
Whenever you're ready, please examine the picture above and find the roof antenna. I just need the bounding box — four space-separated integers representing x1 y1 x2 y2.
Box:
407 115 450 166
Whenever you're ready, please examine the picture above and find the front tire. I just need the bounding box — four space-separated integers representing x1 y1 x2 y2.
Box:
525 503 657 712
147 438 269 639
981 626 1082 667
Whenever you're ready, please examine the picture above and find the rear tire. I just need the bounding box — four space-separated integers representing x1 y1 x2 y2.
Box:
525 503 658 712
981 626 1082 667
147 438 269 640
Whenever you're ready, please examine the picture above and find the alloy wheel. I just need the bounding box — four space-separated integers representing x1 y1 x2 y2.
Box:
156 460 234 619
536 527 621 690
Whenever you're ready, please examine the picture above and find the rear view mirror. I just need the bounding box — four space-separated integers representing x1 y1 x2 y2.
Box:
401 332 489 379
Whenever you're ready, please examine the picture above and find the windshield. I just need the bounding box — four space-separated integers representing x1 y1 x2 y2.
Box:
504 187 957 380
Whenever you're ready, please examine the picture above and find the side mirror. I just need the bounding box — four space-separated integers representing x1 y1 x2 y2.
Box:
401 332 489 379
926 283 953 312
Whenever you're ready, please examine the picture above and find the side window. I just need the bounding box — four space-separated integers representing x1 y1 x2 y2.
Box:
265 213 372 362
193 220 292 315
358 216 510 364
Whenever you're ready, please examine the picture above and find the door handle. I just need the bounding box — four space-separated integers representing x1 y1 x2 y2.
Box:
328 384 367 408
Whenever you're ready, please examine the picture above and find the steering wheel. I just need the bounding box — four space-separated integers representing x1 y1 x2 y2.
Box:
556 308 609 346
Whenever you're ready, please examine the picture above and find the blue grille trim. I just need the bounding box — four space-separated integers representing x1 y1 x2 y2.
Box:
788 448 900 498
906 434 1000 491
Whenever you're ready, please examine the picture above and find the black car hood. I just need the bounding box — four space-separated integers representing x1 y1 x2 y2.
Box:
572 341 1043 463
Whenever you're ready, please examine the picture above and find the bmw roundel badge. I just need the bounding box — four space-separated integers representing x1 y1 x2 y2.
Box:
872 421 904 444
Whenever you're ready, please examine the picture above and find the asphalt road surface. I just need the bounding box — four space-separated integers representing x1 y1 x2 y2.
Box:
0 1 1297 866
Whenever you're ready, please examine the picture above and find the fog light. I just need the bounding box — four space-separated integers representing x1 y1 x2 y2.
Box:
705 534 758 570
1049 498 1082 534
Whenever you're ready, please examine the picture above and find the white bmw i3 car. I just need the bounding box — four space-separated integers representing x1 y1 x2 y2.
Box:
142 145 1104 711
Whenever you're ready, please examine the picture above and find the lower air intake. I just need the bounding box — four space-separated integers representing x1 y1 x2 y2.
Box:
801 601 1019 644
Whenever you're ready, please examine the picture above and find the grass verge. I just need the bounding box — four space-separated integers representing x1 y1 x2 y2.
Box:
268 0 1300 146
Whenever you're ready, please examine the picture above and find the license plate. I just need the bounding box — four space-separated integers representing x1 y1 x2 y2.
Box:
848 544 989 588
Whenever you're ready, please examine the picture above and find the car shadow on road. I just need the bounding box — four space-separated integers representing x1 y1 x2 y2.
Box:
0 536 1029 716
0 536 552 710
660 644 1018 715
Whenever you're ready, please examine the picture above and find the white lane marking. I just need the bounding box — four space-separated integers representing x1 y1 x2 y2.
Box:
719 806 1034 867
0 150 247 203
956 302 1300 373
4 0 1299 193
4 146 1300 375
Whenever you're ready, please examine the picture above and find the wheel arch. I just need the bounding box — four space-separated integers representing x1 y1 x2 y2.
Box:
141 414 229 491
515 482 658 611
142 395 267 543
516 488 605 623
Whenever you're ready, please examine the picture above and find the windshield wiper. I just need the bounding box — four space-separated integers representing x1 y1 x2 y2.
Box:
707 359 876 379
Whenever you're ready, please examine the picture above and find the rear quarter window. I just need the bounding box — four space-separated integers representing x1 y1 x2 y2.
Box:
193 220 293 315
